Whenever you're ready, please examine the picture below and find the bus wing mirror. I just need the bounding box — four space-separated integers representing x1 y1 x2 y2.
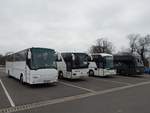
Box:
56 54 61 61
72 54 75 61
88 56 92 61
28 50 31 59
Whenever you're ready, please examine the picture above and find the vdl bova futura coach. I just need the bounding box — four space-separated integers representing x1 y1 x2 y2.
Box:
114 53 144 75
88 53 116 77
56 52 90 79
5 47 58 84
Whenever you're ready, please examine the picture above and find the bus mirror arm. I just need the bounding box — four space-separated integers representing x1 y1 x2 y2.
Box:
27 50 31 59
26 58 31 69
103 63 105 69
72 54 75 61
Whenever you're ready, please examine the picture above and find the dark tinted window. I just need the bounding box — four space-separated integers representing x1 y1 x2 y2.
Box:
6 50 26 62
14 50 26 61
92 55 103 68
30 48 56 70
6 55 14 61
62 53 72 62
73 53 89 69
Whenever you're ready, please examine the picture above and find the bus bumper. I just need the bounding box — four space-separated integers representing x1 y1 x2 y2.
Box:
71 69 89 79
103 69 116 76
29 76 58 84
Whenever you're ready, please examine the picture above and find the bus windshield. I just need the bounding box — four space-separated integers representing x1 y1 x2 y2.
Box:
103 56 114 69
31 48 56 70
73 53 89 69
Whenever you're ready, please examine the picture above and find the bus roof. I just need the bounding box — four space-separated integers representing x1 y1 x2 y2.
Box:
6 47 55 56
91 53 113 57
61 52 88 54
114 54 136 61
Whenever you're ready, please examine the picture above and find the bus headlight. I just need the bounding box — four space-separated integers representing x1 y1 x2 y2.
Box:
73 73 76 75
33 76 39 79
94 68 97 70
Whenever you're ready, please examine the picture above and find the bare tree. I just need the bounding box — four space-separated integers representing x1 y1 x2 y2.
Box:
89 38 114 54
127 34 150 66
127 34 140 53
0 51 14 66
137 35 150 66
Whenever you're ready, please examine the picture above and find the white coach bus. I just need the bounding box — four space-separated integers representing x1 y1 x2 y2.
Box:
88 53 116 77
6 47 58 84
56 52 90 79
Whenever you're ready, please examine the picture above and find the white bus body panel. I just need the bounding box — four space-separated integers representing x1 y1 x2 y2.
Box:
6 61 26 79
30 69 58 84
6 62 13 76
103 69 116 76
71 69 89 79
57 62 88 79
6 61 58 84
56 61 67 78
89 62 116 77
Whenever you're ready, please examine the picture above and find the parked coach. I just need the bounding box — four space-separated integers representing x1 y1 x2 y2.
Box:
114 53 144 75
6 47 58 84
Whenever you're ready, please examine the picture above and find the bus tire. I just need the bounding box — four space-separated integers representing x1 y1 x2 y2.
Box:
58 71 63 79
20 74 24 84
8 70 10 77
89 70 94 76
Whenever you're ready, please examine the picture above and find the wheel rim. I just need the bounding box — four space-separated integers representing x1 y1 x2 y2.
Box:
20 76 23 83
58 72 63 79
89 71 94 76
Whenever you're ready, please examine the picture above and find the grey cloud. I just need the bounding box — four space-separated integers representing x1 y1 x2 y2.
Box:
0 0 150 54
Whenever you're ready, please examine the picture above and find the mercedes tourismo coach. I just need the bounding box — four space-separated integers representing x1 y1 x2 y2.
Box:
56 52 89 79
88 53 116 76
6 47 58 84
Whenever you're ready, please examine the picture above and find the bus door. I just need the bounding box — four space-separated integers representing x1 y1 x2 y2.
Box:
66 61 72 72
98 56 104 76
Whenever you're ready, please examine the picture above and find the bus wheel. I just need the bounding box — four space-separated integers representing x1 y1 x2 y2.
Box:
8 70 10 77
89 70 94 76
58 72 63 79
20 75 24 84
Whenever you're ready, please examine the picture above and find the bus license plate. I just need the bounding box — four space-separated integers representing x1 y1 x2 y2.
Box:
44 80 50 83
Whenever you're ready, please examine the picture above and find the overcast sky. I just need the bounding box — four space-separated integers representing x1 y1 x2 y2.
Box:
0 0 150 54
